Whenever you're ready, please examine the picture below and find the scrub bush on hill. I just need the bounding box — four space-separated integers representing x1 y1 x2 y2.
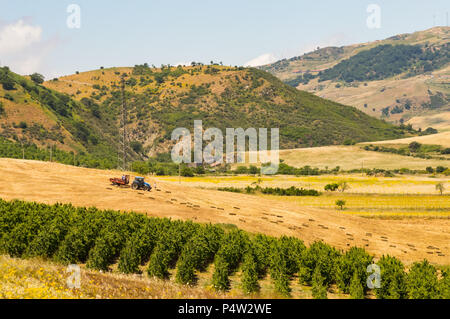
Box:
0 137 116 169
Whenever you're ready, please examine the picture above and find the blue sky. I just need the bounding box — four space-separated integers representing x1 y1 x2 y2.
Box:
0 0 448 78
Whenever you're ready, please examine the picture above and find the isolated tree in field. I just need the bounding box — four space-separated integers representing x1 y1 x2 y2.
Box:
324 183 339 192
435 182 445 195
30 73 44 84
408 141 421 153
311 267 328 299
249 165 258 175
335 200 346 210
338 181 349 192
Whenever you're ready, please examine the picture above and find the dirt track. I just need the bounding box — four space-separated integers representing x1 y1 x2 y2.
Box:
0 158 448 265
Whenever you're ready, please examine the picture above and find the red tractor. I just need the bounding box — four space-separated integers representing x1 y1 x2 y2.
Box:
110 175 130 187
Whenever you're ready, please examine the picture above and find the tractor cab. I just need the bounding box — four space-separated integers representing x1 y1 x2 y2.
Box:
131 176 152 191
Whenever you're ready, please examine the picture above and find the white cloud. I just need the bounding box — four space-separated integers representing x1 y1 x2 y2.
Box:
244 53 277 67
0 19 42 54
0 19 59 76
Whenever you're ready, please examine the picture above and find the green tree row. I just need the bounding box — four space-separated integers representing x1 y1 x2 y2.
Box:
0 198 448 299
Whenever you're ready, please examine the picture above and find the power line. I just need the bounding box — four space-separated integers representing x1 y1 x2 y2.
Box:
119 75 128 171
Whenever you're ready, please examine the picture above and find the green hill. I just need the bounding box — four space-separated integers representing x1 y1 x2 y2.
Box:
0 64 414 168
45 64 411 152
0 66 119 167
260 27 450 129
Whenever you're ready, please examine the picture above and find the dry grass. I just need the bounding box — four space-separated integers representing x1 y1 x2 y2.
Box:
363 131 450 148
0 255 238 299
0 255 352 299
277 145 450 170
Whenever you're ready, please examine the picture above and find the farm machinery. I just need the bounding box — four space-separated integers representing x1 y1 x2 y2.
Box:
109 175 152 191
110 175 130 187
131 176 152 191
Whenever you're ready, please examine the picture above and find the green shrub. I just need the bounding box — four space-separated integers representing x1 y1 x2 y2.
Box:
311 267 328 299
212 230 249 291
439 270 450 299
241 249 260 293
176 225 224 284
375 255 407 299
336 247 373 294
324 183 339 191
298 241 340 286
406 260 440 299
349 271 365 299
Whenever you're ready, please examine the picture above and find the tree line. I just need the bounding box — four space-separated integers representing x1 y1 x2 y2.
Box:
0 198 448 299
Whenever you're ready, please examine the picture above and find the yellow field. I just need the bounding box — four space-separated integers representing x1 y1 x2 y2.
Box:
161 174 450 219
160 174 450 195
261 194 450 217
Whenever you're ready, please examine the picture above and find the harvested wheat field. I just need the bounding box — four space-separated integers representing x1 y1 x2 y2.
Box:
0 158 449 266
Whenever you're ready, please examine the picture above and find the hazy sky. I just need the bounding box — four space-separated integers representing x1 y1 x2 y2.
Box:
0 0 448 78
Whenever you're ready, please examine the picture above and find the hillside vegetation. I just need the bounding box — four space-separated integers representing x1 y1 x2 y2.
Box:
44 64 411 155
261 27 450 129
0 67 119 167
